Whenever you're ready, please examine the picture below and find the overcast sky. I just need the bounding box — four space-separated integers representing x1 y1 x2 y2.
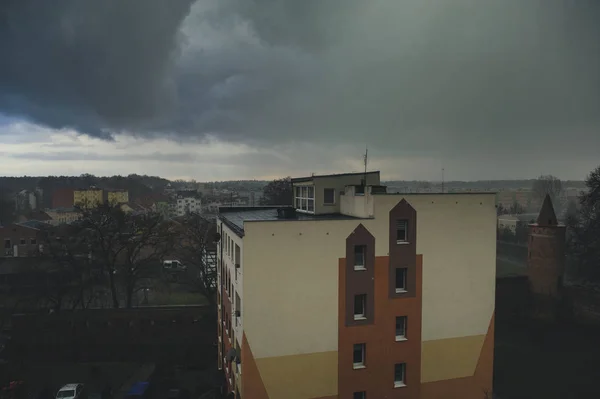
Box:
1 0 599 181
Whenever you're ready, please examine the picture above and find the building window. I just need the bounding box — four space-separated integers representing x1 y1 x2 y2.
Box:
394 363 406 387
4 239 10 249
395 316 407 341
30 238 36 245
353 392 366 399
353 343 366 369
19 238 26 245
295 186 315 213
323 188 335 205
354 294 366 320
395 268 407 293
396 220 408 243
354 245 366 270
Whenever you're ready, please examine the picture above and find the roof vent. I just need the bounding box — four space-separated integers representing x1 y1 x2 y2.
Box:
277 207 297 219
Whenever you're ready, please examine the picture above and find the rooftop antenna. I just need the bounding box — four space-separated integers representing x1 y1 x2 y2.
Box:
363 146 368 187
441 168 445 194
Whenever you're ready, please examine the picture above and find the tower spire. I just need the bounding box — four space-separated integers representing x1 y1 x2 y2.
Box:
536 194 558 226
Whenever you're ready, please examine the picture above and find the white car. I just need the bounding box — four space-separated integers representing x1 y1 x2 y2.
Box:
56 384 85 399
163 260 187 272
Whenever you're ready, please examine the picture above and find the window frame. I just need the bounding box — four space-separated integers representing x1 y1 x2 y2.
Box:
395 268 407 293
353 343 366 369
353 245 367 271
353 294 366 320
294 185 315 213
394 363 406 388
395 316 407 341
323 188 336 205
396 220 409 244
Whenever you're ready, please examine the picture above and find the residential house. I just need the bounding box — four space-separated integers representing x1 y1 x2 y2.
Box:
0 223 43 257
216 171 496 399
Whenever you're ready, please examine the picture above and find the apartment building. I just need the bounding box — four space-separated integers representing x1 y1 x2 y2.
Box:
216 171 496 399
74 188 104 208
176 195 202 216
107 189 129 205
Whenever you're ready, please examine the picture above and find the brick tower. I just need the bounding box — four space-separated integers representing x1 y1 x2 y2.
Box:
527 194 566 299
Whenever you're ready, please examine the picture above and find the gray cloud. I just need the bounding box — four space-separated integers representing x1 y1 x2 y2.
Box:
0 149 282 168
2 0 600 161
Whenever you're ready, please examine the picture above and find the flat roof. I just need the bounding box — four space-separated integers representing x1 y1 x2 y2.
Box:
373 191 497 195
291 171 380 183
219 207 367 237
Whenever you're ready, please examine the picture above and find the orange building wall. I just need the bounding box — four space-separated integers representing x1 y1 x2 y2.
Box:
338 255 423 398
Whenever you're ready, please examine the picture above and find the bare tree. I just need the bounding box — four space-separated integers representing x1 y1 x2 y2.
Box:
569 165 600 281
37 223 97 311
508 201 525 215
78 203 131 308
173 213 218 305
119 213 176 308
532 174 563 210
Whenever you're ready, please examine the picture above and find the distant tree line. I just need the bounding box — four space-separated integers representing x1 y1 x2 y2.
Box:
0 174 172 208
260 177 293 206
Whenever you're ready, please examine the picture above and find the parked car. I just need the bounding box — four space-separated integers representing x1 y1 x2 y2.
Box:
162 260 187 272
56 384 85 399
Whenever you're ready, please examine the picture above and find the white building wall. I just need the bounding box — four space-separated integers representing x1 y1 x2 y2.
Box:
176 197 202 216
217 221 244 352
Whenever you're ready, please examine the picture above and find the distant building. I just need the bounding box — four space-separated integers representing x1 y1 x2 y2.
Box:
0 223 43 257
197 183 211 196
15 190 37 212
176 196 202 216
15 210 52 224
497 213 538 232
52 188 75 209
74 188 103 209
107 190 129 205
45 208 82 226
205 201 223 213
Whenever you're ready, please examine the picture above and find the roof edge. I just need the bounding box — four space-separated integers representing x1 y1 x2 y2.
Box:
291 170 380 183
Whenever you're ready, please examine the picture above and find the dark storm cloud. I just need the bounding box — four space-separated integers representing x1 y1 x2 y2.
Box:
1 149 282 167
0 0 194 137
2 0 600 157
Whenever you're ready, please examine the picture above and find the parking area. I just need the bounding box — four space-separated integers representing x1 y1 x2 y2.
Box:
1 362 141 399
0 362 216 399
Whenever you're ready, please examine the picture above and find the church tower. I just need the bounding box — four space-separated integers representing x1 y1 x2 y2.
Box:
527 194 566 297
